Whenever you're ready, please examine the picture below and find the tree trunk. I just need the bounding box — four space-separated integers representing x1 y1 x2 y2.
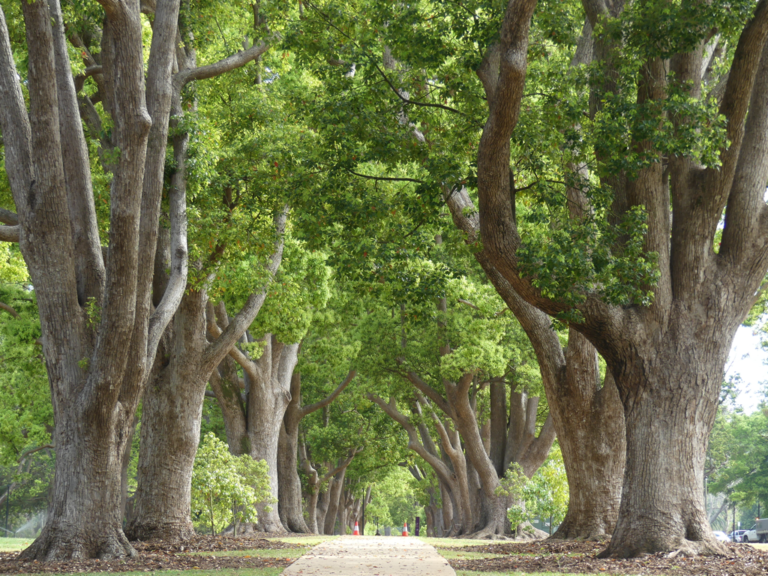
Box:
323 468 346 535
446 190 626 539
599 328 731 557
277 371 355 533
20 409 134 560
277 420 310 532
551 332 625 540
440 482 454 536
316 487 330 534
249 338 299 533
125 291 207 541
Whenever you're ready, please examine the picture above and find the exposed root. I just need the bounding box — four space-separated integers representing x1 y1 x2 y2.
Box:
124 520 195 543
19 525 137 561
597 535 729 559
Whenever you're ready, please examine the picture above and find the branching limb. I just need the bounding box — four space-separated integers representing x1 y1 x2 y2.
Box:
302 370 357 416
720 40 768 263
0 208 18 225
0 225 19 243
174 40 270 88
0 7 34 215
201 208 288 372
715 0 768 187
0 301 19 318
405 371 452 416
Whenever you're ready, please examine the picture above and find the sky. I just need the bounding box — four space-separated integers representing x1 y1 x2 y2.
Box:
727 325 767 413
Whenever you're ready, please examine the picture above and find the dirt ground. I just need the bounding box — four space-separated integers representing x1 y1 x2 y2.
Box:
444 540 768 576
0 534 299 574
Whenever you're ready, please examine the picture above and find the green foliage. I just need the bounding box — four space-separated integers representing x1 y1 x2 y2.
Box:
497 449 568 531
707 405 768 510
524 446 569 530
496 463 530 529
191 432 272 535
0 285 51 466
364 466 424 529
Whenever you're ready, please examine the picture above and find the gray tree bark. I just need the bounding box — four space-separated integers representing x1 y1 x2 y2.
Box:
126 209 286 542
446 174 626 540
0 0 186 559
278 370 356 533
467 0 768 556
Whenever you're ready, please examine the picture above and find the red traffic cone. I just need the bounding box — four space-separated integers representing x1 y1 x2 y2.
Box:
402 522 408 536
353 521 360 535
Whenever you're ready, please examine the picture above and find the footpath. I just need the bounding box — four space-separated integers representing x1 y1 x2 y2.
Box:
281 536 456 576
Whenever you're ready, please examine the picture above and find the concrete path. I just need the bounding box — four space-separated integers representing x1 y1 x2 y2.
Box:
281 536 456 576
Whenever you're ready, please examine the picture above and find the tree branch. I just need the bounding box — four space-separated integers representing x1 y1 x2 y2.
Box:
0 7 34 216
0 208 18 226
174 40 270 88
302 370 357 416
201 208 288 372
720 40 768 262
714 0 768 189
345 169 424 184
0 301 19 318
405 371 451 416
0 225 19 243
371 61 466 117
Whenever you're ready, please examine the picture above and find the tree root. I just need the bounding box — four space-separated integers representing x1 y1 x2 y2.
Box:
597 535 729 559
19 524 137 561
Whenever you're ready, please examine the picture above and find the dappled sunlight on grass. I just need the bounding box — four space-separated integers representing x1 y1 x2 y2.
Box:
0 538 34 552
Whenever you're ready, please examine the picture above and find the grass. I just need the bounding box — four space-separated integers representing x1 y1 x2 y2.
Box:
11 569 285 576
751 543 768 551
416 536 496 547
436 548 506 560
266 535 337 546
0 537 34 552
192 547 309 558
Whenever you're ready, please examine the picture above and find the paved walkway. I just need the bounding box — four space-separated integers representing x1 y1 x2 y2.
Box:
281 536 456 576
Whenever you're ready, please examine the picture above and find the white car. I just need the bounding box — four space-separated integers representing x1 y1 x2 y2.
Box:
713 530 729 542
742 525 758 543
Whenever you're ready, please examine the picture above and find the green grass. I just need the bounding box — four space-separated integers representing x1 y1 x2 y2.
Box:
12 570 285 576
192 547 309 558
436 548 506 560
0 537 34 552
266 535 337 546
416 536 496 547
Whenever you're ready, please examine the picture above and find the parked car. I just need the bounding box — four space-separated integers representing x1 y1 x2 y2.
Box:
713 531 730 542
743 519 768 543
729 529 747 542
742 526 757 542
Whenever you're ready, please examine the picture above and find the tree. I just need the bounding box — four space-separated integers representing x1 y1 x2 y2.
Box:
0 0 188 559
191 432 271 535
285 1 626 539
468 0 768 556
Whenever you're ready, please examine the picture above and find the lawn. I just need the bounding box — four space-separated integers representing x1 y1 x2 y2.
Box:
191 546 309 558
266 535 337 546
0 538 34 552
416 536 497 547
9 570 285 576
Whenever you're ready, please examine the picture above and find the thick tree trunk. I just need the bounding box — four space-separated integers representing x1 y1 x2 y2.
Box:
249 338 299 533
316 487 330 534
125 292 207 542
277 421 310 532
323 468 347 535
550 332 625 539
599 328 731 557
20 410 134 560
